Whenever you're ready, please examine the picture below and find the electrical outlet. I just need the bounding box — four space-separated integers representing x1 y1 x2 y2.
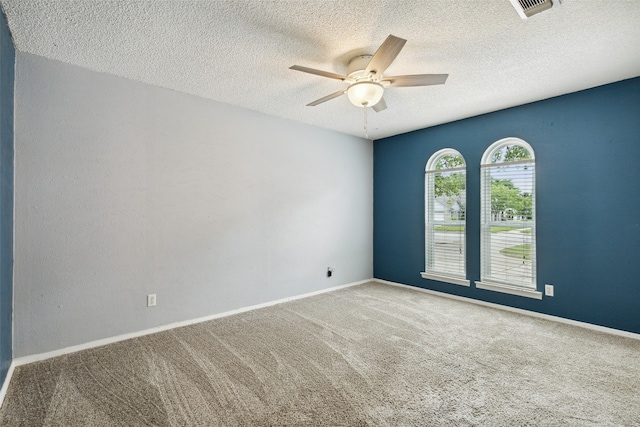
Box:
327 267 334 278
544 284 554 297
147 294 156 307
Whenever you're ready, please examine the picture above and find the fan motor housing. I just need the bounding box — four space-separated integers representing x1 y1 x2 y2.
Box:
347 55 373 80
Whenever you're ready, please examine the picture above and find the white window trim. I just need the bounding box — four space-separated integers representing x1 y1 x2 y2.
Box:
424 148 467 281
475 281 542 300
421 272 471 287
480 137 538 295
480 138 536 164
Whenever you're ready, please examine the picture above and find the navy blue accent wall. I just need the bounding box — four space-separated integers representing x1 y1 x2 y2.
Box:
374 77 640 334
0 8 14 384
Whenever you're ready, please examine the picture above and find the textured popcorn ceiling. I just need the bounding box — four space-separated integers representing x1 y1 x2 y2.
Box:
2 0 640 140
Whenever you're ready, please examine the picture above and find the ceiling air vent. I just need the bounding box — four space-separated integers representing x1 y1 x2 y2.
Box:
509 0 554 19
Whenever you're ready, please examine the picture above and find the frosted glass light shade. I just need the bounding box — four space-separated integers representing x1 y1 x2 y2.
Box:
347 81 384 107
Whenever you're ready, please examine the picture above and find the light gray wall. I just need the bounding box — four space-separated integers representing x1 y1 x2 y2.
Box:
14 53 373 357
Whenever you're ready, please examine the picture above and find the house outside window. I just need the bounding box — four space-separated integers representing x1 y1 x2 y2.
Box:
421 149 469 287
477 138 540 299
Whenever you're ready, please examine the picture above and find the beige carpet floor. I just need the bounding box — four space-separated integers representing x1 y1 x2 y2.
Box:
1 282 639 426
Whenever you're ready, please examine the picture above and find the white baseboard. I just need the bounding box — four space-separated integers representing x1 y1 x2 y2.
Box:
374 278 640 341
13 278 372 367
10 275 633 409
0 361 16 409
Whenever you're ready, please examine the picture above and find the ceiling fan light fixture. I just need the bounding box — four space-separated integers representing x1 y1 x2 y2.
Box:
347 81 384 108
290 35 448 113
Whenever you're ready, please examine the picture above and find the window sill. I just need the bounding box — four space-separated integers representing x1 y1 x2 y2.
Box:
475 281 542 300
420 272 470 287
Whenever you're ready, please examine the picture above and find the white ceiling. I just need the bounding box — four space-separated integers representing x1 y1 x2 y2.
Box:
2 0 640 140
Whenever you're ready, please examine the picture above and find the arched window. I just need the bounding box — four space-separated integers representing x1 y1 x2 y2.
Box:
477 138 539 298
421 149 469 286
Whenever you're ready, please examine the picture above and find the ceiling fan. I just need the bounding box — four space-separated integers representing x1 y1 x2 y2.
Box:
290 35 448 112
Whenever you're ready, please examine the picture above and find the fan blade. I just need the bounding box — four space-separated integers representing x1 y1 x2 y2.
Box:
306 89 347 106
365 35 407 76
372 97 387 112
381 74 448 88
290 65 347 81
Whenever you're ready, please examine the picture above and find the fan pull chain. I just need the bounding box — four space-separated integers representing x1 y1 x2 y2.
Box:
364 106 368 139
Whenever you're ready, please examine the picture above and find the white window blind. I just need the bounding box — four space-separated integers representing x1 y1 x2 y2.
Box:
480 139 536 289
425 150 466 282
